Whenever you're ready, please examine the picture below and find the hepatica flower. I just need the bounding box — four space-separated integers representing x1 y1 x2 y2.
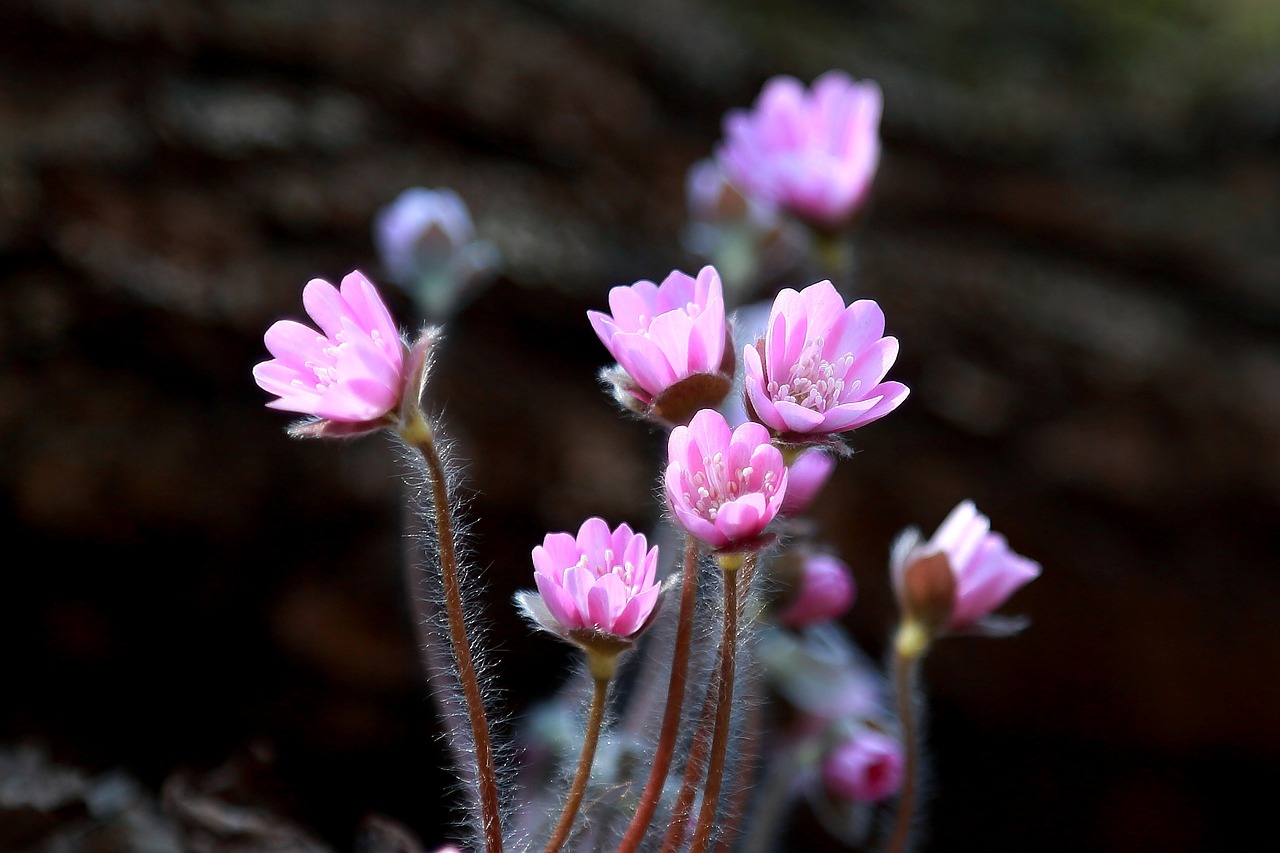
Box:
744 279 908 442
253 271 408 431
589 266 732 424
777 551 856 629
821 729 904 803
717 70 882 228
893 500 1042 636
665 408 788 551
373 187 498 320
519 518 662 650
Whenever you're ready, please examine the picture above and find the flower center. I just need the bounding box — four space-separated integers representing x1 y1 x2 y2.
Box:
767 337 854 412
684 451 778 521
579 549 641 591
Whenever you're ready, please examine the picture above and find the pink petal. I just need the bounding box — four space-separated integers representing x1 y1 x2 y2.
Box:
263 320 329 370
534 574 578 631
823 299 886 365
772 399 828 433
715 494 767 542
300 279 348 341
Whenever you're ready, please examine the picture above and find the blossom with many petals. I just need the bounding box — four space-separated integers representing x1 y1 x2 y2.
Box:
717 70 882 228
892 500 1041 636
664 408 788 551
589 267 731 424
253 271 407 426
522 518 662 645
744 280 908 440
821 729 904 803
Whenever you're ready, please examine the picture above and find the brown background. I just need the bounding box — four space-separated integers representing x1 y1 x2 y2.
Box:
2 1 1278 851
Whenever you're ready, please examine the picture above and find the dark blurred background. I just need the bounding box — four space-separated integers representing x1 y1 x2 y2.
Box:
2 0 1278 851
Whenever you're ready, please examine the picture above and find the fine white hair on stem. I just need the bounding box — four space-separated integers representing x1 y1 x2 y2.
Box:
393 423 518 852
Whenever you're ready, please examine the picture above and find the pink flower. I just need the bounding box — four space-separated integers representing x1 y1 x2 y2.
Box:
589 267 731 422
664 408 788 551
253 271 407 424
777 552 856 629
893 501 1042 635
525 518 662 642
821 729 904 803
744 280 908 439
779 448 837 517
717 70 882 227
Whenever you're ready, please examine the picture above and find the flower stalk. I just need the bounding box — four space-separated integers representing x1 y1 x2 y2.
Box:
399 409 503 853
689 552 750 853
542 669 612 853
615 535 702 853
883 622 925 853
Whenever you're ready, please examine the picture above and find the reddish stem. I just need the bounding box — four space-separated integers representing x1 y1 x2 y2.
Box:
615 536 701 853
406 421 503 853
688 559 744 853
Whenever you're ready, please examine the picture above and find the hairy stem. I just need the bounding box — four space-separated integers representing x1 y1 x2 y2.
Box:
689 555 747 853
710 683 762 853
615 536 701 853
884 626 925 853
544 674 611 853
660 653 719 853
400 414 503 853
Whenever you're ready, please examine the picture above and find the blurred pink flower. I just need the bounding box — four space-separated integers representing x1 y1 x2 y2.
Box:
821 729 904 803
373 187 499 320
588 266 730 419
778 552 856 629
717 70 882 227
526 518 662 641
779 448 837 517
893 501 1042 634
664 408 788 550
253 271 406 423
744 280 908 439
374 187 477 284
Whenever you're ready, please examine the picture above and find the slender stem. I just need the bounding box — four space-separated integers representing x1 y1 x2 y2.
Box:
660 650 720 853
689 556 746 853
615 536 701 853
543 674 611 853
401 415 503 853
884 628 925 853
710 685 762 853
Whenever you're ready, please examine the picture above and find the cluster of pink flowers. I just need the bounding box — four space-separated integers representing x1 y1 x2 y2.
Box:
251 66 1046 853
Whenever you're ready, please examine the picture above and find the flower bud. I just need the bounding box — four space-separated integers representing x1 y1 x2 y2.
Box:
821 729 904 803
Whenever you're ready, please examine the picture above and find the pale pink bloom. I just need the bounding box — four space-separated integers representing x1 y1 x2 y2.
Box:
744 280 908 438
664 408 788 550
717 70 882 227
588 266 728 406
374 187 477 284
779 448 837 517
527 518 661 641
253 271 406 423
373 187 498 320
893 501 1042 633
821 729 904 803
778 553 855 629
